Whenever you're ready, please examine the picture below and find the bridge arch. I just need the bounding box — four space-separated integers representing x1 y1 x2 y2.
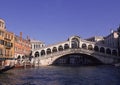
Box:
106 48 111 55
82 43 87 49
35 51 39 57
69 36 80 48
52 47 57 53
71 38 80 48
64 44 69 49
58 45 63 51
88 44 93 50
51 53 103 65
41 50 45 56
112 50 117 56
46 48 51 55
100 47 105 53
94 46 99 52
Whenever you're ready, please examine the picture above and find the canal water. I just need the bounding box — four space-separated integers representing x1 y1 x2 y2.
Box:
0 65 120 85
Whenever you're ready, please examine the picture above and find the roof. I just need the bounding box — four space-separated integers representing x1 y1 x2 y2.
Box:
30 39 44 44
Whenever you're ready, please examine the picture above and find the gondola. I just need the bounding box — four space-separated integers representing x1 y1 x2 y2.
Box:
0 65 15 73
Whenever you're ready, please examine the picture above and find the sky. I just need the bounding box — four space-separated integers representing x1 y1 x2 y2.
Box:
0 0 120 45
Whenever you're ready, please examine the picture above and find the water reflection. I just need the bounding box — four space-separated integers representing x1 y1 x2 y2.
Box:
0 65 120 85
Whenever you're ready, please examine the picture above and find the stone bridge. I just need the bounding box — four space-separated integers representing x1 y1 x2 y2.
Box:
32 36 120 66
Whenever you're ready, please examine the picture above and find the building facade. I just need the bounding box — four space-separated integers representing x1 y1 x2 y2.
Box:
0 19 14 67
86 36 104 44
104 31 119 49
14 32 31 60
30 39 45 57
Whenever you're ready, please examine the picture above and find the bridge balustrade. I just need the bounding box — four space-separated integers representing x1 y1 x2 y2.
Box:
38 48 119 60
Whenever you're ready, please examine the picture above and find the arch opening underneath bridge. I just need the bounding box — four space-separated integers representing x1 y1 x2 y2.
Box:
52 53 103 66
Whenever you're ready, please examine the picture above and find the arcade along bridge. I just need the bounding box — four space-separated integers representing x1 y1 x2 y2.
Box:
32 36 120 66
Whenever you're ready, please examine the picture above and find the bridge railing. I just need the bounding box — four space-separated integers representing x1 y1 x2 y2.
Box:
38 48 120 60
80 49 120 59
39 49 73 59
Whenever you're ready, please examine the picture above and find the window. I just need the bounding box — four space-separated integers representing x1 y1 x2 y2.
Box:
0 31 4 37
0 49 2 55
0 31 2 36
10 43 13 47
8 34 10 39
2 23 4 27
0 40 4 45
0 22 4 28
0 22 1 27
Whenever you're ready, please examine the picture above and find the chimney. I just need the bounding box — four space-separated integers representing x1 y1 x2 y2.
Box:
20 32 22 40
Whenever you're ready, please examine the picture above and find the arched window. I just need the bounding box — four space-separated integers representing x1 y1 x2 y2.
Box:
35 51 39 57
100 47 105 53
52 47 57 53
46 48 51 54
88 45 93 50
41 50 45 56
106 48 111 55
94 46 99 52
64 44 69 50
82 43 87 49
112 50 117 56
0 49 2 55
71 38 79 48
58 45 63 51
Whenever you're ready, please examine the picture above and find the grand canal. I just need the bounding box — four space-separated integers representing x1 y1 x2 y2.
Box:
0 65 120 85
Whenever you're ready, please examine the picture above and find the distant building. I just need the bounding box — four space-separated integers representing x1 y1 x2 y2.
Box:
14 32 31 59
30 39 45 57
86 36 104 44
0 19 14 67
104 31 119 49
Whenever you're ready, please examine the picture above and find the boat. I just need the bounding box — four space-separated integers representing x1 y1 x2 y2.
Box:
0 66 15 73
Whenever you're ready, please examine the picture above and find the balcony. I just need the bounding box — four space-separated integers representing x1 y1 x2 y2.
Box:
4 42 13 49
5 46 11 49
4 37 11 41
0 54 4 59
